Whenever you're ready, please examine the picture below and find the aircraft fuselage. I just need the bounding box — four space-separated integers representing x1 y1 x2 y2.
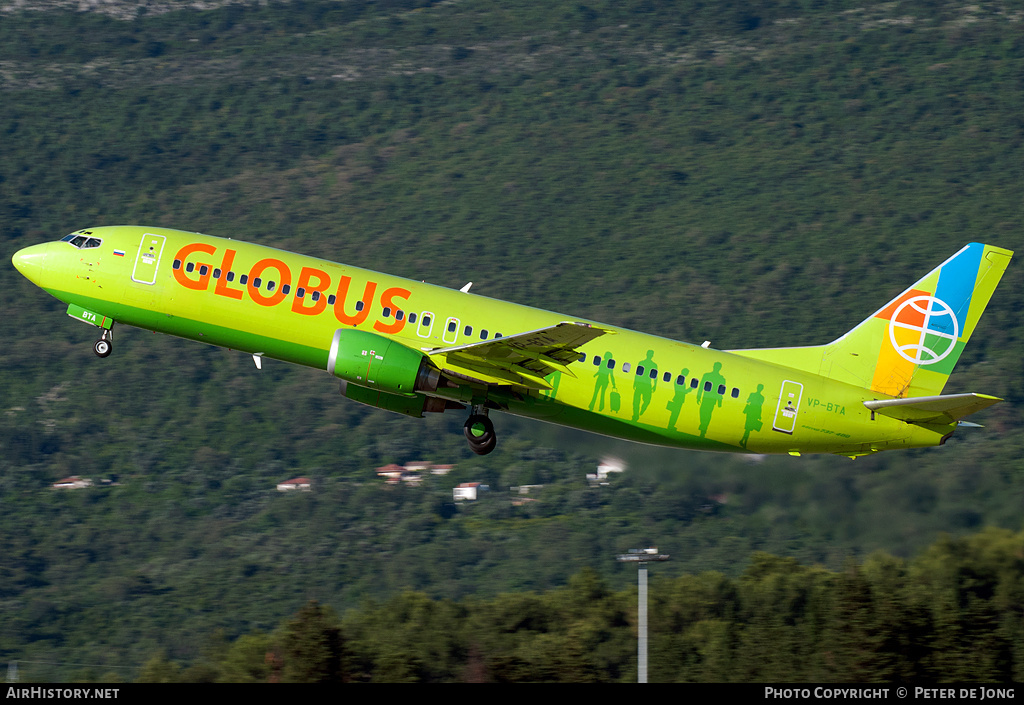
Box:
14 226 1006 457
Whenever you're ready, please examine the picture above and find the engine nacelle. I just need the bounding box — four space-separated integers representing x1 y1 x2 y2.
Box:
327 328 440 395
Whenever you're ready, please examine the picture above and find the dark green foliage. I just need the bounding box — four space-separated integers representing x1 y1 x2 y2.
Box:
279 601 345 682
139 529 1024 682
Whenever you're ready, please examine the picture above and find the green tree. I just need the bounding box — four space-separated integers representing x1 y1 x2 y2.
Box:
279 601 346 683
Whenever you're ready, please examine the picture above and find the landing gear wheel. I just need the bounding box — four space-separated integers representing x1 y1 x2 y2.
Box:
93 338 112 358
464 414 496 455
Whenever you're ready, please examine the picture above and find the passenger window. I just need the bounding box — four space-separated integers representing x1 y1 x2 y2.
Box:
677 375 686 386
226 272 235 282
186 262 195 273
623 363 631 373
731 388 740 399
481 329 489 339
240 275 248 285
663 372 672 382
637 365 645 376
252 277 262 288
690 378 699 389
396 311 404 321
704 381 712 392
311 291 321 302
355 301 364 312
717 384 726 395
408 313 417 324
267 281 276 291
282 284 291 295
447 320 457 333
383 307 391 318
593 356 602 367
296 287 306 298
607 359 615 369
200 265 210 277
173 260 182 270
579 353 586 362
650 369 658 379
213 268 221 279
327 294 335 305
423 315 431 326
465 325 473 336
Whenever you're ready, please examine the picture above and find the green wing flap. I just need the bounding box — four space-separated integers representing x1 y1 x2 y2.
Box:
863 393 1001 425
426 321 611 390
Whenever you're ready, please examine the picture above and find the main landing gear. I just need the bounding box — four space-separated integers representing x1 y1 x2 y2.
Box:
464 406 496 455
93 328 112 358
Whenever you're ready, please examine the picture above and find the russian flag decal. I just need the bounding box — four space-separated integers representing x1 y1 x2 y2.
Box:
114 249 125 257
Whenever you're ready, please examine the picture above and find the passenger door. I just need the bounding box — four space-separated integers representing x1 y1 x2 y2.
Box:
131 233 166 285
772 380 803 435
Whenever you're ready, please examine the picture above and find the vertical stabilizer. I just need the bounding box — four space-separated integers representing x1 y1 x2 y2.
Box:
731 243 1013 398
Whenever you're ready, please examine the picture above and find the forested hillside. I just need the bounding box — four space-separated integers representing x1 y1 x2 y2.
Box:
131 528 1024 683
2 0 1023 681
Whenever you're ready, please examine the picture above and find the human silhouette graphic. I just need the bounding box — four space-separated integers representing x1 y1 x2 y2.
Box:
631 350 657 421
589 352 617 412
543 370 562 399
696 362 726 438
666 368 693 430
740 383 765 449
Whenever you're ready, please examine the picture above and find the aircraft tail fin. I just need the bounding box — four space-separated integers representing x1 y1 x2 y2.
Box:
731 243 1013 398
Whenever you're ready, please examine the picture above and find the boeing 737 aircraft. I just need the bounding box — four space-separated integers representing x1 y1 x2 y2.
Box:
12 227 1012 457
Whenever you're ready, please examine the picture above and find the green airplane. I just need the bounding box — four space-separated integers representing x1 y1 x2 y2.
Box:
12 226 1012 457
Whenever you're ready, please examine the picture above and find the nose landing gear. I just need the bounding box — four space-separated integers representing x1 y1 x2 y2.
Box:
464 407 496 455
93 328 112 358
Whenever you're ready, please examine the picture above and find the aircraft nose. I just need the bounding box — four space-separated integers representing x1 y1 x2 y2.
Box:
12 242 50 284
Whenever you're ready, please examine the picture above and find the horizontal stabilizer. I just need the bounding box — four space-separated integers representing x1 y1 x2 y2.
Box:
863 393 1001 425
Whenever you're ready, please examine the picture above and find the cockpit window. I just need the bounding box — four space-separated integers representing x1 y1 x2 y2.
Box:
62 234 102 249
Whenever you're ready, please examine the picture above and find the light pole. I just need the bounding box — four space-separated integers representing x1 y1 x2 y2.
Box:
616 548 669 683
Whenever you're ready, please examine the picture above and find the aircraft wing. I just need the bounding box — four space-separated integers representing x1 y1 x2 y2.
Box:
863 393 1001 425
425 321 611 390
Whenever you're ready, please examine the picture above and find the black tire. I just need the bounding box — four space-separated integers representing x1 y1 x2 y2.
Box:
464 414 496 454
470 434 497 455
94 339 112 358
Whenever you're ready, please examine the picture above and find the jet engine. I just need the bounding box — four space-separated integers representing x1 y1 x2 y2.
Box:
328 328 440 395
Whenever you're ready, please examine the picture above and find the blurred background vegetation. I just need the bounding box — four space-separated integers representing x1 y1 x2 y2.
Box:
2 0 1023 682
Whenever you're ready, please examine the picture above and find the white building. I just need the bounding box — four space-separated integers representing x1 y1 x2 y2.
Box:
277 477 312 492
587 457 626 486
454 482 488 501
52 476 92 489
